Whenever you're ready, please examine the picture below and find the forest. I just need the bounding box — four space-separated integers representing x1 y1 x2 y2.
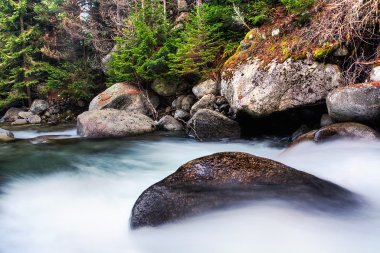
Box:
0 0 317 112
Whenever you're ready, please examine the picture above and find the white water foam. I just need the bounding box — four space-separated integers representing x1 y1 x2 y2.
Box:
0 139 379 253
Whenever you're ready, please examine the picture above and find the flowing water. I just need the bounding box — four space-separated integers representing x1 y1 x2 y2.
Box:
0 127 379 253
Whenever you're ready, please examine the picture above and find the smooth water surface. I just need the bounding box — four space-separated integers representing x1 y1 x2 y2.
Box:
0 129 379 253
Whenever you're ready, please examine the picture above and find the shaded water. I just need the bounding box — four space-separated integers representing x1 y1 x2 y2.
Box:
0 128 379 253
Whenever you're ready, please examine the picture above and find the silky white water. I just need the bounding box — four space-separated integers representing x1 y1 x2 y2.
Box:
0 134 379 253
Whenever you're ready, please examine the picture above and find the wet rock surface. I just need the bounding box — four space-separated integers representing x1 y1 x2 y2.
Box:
0 128 14 141
130 152 359 229
290 122 379 147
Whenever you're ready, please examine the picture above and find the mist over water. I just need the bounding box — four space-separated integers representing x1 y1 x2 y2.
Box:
0 133 379 253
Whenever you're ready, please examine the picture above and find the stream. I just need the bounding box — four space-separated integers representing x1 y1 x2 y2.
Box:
0 127 379 253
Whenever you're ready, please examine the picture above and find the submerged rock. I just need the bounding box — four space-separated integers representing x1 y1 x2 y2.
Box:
130 152 358 229
290 122 378 147
89 82 159 116
326 82 380 123
0 128 14 141
221 59 342 117
187 109 240 140
77 109 156 138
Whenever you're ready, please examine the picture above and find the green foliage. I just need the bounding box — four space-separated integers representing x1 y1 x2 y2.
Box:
108 2 242 85
0 0 45 110
107 0 171 85
280 0 314 14
43 61 96 101
169 5 230 80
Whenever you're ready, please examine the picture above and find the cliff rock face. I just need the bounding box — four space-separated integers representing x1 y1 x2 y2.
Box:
221 59 343 117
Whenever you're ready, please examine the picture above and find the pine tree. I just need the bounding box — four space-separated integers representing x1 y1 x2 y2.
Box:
107 0 172 85
168 4 228 81
0 0 46 110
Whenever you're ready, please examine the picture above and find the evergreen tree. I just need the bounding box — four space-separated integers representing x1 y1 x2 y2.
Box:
107 0 172 85
0 0 46 110
168 4 237 81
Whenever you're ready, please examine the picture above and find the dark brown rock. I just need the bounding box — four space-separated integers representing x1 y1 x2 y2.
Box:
187 109 240 140
130 152 358 229
290 122 378 147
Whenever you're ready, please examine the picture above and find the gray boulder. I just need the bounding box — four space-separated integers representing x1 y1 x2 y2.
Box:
0 107 24 123
174 109 190 121
157 115 184 131
327 83 380 122
77 109 156 138
192 79 219 99
89 82 159 116
30 100 49 115
320 114 334 127
190 94 216 115
26 114 42 124
130 152 358 229
221 59 343 117
18 111 33 119
187 109 241 140
0 128 14 141
172 95 195 112
11 119 28 125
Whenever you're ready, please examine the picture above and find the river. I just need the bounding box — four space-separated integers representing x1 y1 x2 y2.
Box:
0 127 379 253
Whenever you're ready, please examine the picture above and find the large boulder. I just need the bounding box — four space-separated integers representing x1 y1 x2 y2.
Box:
130 152 358 228
187 109 240 140
221 59 343 117
157 115 184 131
290 122 378 147
89 82 159 116
326 82 380 122
77 109 156 138
30 99 49 115
192 79 219 99
0 107 24 123
0 128 14 141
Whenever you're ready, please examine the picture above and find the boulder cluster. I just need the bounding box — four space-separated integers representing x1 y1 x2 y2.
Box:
0 99 75 126
77 80 241 140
